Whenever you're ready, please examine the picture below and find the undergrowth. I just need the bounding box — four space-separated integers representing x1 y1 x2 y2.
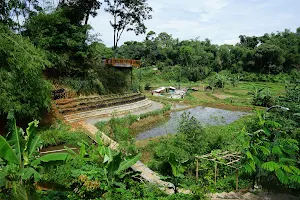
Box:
38 121 92 147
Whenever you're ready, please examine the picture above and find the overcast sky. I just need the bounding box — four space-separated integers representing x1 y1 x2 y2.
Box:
89 0 300 47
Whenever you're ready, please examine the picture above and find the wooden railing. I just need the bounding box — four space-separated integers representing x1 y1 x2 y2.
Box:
105 58 141 68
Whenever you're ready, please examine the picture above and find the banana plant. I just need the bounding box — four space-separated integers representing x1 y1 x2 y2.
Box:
66 135 141 197
0 111 70 200
166 153 189 193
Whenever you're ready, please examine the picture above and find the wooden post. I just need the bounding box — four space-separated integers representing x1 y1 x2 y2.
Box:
196 159 199 182
214 163 217 185
236 169 239 191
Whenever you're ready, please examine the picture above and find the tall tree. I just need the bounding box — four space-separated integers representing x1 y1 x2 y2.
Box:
104 0 152 50
0 0 42 30
23 9 90 77
58 0 102 25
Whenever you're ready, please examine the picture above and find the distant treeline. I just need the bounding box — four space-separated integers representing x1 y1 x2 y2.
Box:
116 29 300 81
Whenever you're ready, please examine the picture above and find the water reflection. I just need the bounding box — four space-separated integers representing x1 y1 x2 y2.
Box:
136 106 248 140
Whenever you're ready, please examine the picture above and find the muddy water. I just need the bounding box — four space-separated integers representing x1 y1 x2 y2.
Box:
136 106 249 140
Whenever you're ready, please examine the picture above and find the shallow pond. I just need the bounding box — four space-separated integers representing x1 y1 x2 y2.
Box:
136 106 249 140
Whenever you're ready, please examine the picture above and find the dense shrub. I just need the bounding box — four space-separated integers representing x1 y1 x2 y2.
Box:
241 112 300 189
149 112 205 175
248 86 274 107
241 72 290 83
208 71 230 89
23 9 90 77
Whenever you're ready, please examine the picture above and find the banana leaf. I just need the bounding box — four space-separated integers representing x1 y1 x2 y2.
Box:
0 136 19 164
31 153 71 166
115 153 141 175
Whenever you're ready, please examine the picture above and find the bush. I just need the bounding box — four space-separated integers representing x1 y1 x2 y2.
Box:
39 121 91 147
149 112 205 177
229 74 242 87
145 82 151 90
208 72 229 89
42 140 180 200
241 72 290 83
290 69 300 83
248 86 274 107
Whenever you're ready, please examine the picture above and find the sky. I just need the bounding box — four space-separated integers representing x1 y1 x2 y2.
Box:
89 0 300 47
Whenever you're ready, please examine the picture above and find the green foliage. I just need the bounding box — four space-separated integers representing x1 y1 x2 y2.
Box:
43 137 142 199
168 153 187 179
104 0 153 49
58 0 102 25
38 121 91 148
240 111 300 188
107 116 137 154
208 72 229 89
23 9 90 77
139 104 171 119
248 86 274 107
0 112 70 199
37 180 198 200
214 175 251 193
230 74 242 87
176 112 205 154
149 112 205 186
95 104 171 154
0 24 51 119
118 28 300 83
0 0 41 30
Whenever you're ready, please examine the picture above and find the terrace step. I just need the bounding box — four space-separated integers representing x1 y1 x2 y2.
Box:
56 93 142 106
55 93 146 115
59 95 145 114
63 99 152 123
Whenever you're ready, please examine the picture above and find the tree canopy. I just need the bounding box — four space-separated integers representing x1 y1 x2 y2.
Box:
104 0 152 50
116 29 300 81
0 24 51 119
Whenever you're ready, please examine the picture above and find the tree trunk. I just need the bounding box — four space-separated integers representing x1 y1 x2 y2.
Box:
113 13 117 53
84 11 90 25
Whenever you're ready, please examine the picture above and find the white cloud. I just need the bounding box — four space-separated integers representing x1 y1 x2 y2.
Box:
89 0 300 47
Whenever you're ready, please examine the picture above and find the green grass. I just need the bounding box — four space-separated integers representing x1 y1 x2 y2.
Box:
140 74 285 109
38 121 92 148
204 115 252 149
179 81 284 109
